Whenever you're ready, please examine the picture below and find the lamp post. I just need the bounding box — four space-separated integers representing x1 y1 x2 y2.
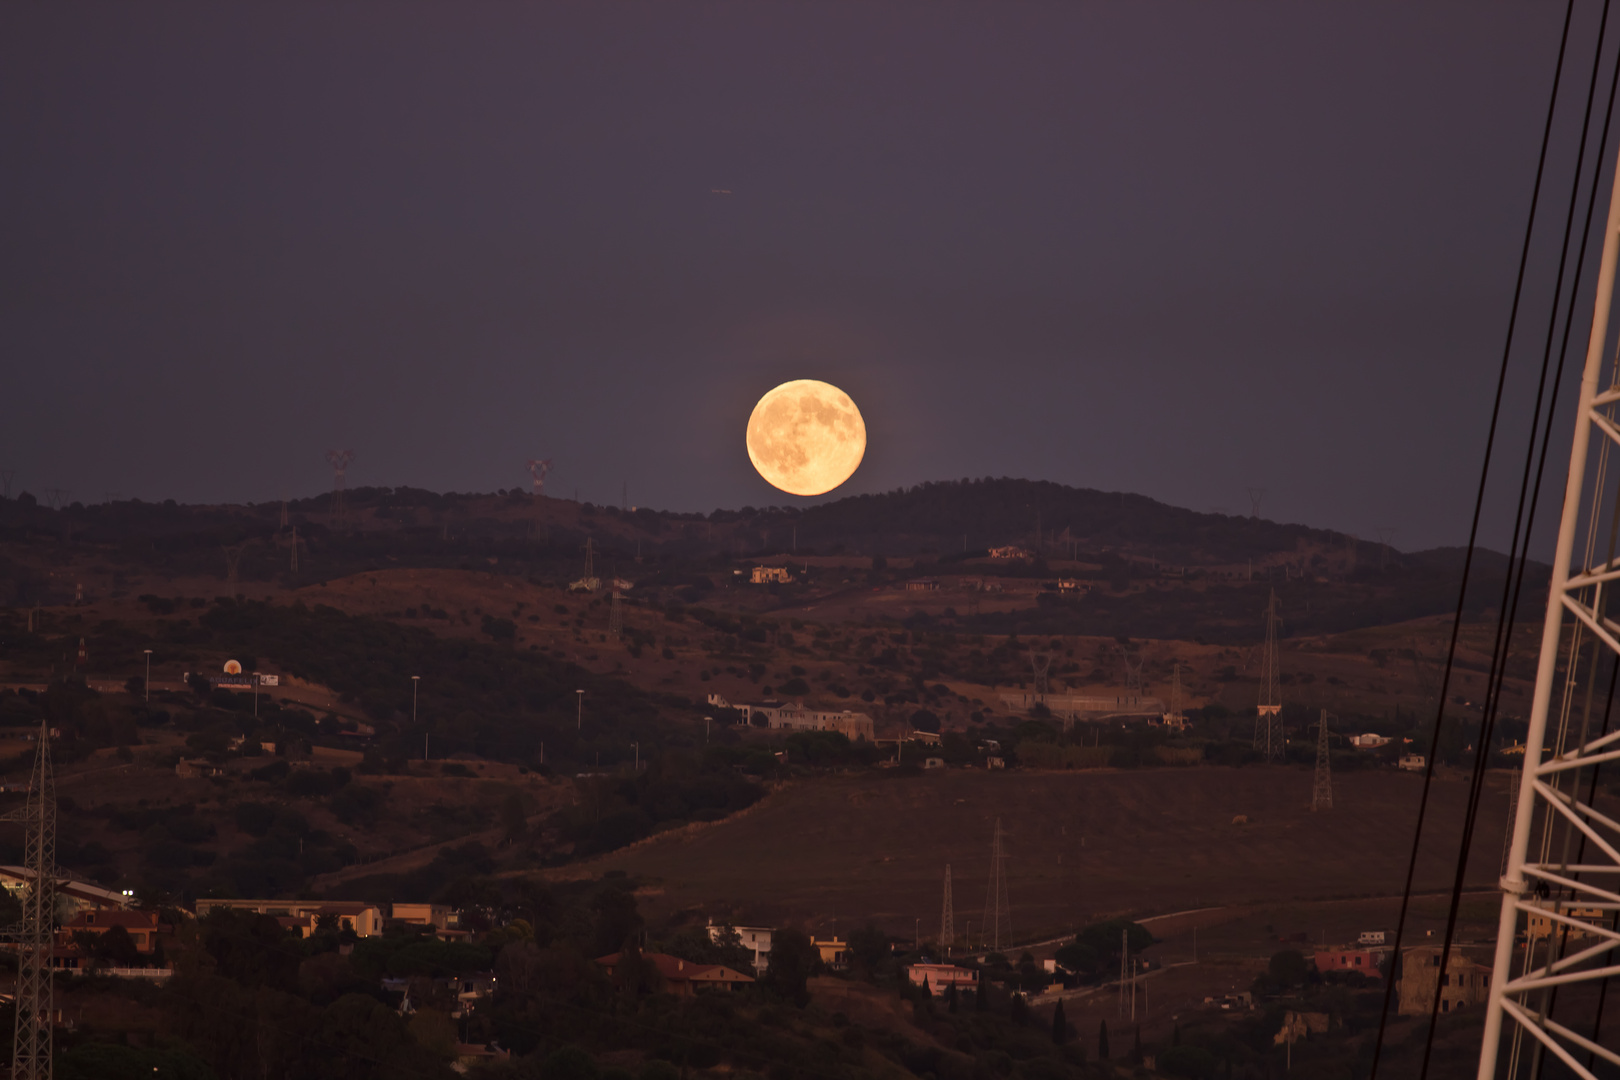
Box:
411 675 420 724
143 649 152 703
576 689 584 730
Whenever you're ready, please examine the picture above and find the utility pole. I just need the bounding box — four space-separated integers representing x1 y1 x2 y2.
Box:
941 864 955 952
1311 709 1333 811
576 689 584 730
143 649 152 703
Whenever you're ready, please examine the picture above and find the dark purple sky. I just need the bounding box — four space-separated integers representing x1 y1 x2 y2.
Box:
1 3 1597 550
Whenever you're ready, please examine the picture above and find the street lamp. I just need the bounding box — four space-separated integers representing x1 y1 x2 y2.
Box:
576 689 584 730
143 649 152 703
411 676 420 725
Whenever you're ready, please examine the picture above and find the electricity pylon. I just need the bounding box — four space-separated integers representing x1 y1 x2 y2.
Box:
941 864 955 951
981 819 1009 951
1311 710 1332 812
608 588 623 636
1479 145 1620 1079
5 720 56 1080
1254 590 1283 761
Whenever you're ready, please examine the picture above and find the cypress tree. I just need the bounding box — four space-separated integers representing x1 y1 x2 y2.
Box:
1098 1020 1110 1060
946 983 958 1014
975 976 988 1012
1052 999 1067 1044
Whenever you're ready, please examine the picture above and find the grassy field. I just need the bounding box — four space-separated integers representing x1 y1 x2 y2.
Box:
579 765 1520 942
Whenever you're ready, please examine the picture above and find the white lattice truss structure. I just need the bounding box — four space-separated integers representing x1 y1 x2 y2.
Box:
1482 148 1620 1079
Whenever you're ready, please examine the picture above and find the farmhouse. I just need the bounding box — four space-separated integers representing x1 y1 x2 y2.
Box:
595 952 755 995
737 702 874 742
1397 946 1492 1016
1312 947 1384 977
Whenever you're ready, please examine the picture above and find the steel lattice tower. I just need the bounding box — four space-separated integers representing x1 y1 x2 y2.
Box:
1311 710 1332 812
940 864 955 951
981 819 1009 951
608 589 623 636
1478 143 1620 1080
325 449 353 528
6 720 55 1080
1254 590 1283 761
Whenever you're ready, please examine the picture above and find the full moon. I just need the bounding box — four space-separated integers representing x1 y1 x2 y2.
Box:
746 380 867 496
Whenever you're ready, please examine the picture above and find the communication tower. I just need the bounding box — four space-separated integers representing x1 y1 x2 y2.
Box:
941 864 955 951
1254 590 1283 761
525 459 553 494
325 449 354 527
981 818 1009 951
5 720 55 1080
1311 710 1332 812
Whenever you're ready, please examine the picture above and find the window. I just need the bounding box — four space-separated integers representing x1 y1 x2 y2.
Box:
1431 956 1441 967
1442 1000 1451 1013
1441 974 1450 987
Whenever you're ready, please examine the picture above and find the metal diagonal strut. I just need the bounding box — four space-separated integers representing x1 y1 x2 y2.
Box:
8 721 54 1080
1480 143 1620 1080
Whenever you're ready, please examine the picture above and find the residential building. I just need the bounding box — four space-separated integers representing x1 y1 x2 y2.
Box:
195 898 385 938
1526 900 1607 941
906 963 978 996
1055 579 1090 595
1312 947 1384 978
1397 946 1492 1016
812 936 848 968
708 922 773 973
1359 930 1388 946
1350 733 1392 749
1399 754 1426 772
175 759 223 779
739 702 874 742
905 579 941 592
595 952 755 995
750 566 792 584
393 902 463 933
923 757 946 770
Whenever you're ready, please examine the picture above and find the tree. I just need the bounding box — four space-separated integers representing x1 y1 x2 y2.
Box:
1268 949 1309 987
1052 999 1067 1044
847 924 889 972
946 982 959 1013
763 927 819 1005
500 793 528 844
1098 1019 1110 1060
975 976 988 1012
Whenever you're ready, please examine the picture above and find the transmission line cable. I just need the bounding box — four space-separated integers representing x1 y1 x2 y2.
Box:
1367 2 1579 1074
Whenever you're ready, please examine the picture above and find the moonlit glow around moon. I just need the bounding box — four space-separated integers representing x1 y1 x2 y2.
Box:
746 380 867 496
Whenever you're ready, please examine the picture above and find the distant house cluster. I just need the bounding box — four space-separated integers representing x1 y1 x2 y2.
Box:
707 694 874 741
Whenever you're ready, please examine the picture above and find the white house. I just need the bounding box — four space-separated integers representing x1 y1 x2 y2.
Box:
707 922 773 974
